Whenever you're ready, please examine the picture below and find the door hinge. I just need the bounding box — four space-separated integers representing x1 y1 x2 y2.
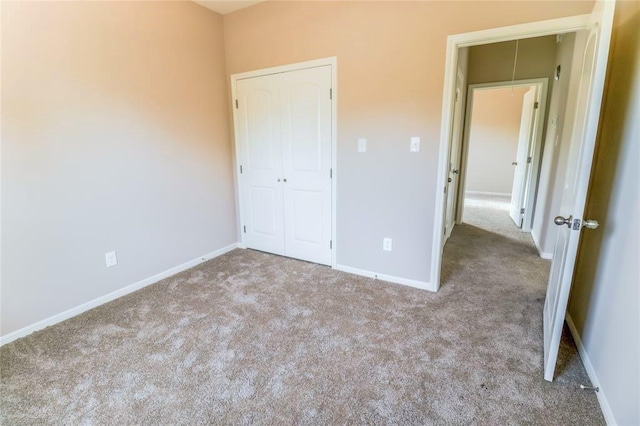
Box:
329 168 333 179
527 156 532 164
330 88 333 100
330 240 333 249
534 101 539 109
240 165 243 174
235 99 239 109
520 208 525 215
243 225 246 233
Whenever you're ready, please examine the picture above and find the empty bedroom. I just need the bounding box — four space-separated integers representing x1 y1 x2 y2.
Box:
1 0 638 424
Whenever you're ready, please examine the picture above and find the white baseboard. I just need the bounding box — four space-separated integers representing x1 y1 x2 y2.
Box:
465 191 512 197
335 264 434 292
0 243 238 346
531 229 553 259
566 314 617 426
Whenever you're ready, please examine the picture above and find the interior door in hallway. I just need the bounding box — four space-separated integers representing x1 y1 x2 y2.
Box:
236 65 332 266
509 87 537 227
444 67 465 242
543 0 615 381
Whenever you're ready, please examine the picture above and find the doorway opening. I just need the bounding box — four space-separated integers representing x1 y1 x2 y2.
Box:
457 79 548 240
432 2 615 383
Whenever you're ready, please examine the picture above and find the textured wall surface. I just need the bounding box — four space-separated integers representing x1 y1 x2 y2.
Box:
1 1 236 335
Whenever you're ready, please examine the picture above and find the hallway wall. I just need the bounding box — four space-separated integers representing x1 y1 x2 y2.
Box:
467 36 558 85
465 87 528 195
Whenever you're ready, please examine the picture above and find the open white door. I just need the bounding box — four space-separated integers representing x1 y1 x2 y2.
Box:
543 0 615 382
509 87 537 227
444 67 465 242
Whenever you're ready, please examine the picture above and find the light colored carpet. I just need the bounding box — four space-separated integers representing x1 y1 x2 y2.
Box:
0 194 603 424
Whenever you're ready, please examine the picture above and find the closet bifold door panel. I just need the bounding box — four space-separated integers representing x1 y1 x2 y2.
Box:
236 65 332 266
236 73 285 256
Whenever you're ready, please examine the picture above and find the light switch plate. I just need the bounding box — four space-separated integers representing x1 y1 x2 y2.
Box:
410 137 420 152
383 238 392 251
358 138 367 153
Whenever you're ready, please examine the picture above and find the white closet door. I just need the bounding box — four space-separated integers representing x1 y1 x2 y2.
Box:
280 66 332 265
236 74 285 255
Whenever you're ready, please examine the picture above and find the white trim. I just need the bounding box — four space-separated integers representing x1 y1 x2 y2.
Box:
566 314 617 425
335 264 433 292
531 229 553 260
231 57 336 81
465 191 512 197
521 80 549 233
230 57 338 269
0 243 238 346
455 14 591 48
431 14 592 292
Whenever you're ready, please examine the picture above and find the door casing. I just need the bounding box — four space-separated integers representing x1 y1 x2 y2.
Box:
431 14 594 292
230 57 338 268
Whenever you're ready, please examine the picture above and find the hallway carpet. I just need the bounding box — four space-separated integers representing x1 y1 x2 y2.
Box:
0 195 603 424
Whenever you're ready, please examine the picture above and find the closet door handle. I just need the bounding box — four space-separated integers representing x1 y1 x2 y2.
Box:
277 178 281 182
283 178 287 183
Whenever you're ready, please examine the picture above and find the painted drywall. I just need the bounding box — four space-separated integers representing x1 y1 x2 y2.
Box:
568 1 640 424
467 36 558 85
1 1 236 336
465 87 528 195
531 32 583 257
223 1 594 283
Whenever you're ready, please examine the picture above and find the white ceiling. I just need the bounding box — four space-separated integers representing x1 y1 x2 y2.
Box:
193 1 265 15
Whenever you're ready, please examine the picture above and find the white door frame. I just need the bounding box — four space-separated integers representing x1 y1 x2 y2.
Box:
230 57 338 268
457 78 549 231
431 14 591 291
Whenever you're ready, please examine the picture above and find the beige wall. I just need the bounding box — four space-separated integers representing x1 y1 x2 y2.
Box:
1 1 236 335
467 36 558 85
569 1 640 424
531 32 582 256
223 1 594 282
465 87 528 195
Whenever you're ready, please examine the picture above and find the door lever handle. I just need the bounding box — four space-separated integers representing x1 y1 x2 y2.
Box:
554 215 573 228
583 219 599 229
512 162 518 166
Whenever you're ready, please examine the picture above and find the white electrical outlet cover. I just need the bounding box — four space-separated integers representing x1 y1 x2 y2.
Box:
105 251 118 268
383 238 392 251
